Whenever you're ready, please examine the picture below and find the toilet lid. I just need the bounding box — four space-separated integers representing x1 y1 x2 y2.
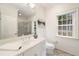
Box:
46 42 55 49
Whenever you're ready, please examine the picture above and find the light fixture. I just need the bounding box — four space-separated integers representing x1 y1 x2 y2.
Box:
25 3 35 8
18 13 22 16
29 3 35 8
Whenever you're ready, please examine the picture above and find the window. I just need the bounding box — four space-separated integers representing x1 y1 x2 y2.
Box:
57 12 73 37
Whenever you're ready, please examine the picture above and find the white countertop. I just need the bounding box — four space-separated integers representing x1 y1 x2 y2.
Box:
0 36 45 56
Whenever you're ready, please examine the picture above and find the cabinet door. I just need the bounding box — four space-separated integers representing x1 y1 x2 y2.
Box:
23 44 41 56
17 53 24 56
23 41 45 56
23 48 37 56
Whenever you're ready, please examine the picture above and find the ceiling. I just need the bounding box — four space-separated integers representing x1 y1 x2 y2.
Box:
7 3 79 17
3 3 57 17
11 3 35 17
12 3 53 17
36 3 57 9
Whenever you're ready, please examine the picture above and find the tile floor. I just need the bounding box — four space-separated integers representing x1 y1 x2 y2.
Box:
46 49 74 56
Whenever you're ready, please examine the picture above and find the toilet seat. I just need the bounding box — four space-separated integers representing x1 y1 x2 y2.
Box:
46 42 55 49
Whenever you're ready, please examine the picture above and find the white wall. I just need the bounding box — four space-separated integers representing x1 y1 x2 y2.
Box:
45 3 79 55
0 4 18 39
0 10 1 39
33 5 46 37
33 5 45 21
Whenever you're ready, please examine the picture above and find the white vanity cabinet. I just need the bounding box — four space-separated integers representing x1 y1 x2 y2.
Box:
23 41 45 56
23 45 41 56
0 36 45 56
57 8 79 39
17 40 46 56
17 53 24 56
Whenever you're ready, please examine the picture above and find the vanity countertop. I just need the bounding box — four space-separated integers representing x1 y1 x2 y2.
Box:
0 36 45 56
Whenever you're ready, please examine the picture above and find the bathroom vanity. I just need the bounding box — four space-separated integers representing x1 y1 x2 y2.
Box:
0 4 46 56
0 36 46 56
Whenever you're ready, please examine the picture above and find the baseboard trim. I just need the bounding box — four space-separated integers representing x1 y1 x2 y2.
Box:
55 48 75 56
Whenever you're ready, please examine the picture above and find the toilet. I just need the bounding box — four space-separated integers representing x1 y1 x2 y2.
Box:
46 42 55 55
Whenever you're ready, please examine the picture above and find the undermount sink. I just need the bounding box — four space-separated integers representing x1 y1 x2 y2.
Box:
0 40 24 51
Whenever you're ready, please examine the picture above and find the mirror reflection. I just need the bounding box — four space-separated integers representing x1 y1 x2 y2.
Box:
0 3 35 39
